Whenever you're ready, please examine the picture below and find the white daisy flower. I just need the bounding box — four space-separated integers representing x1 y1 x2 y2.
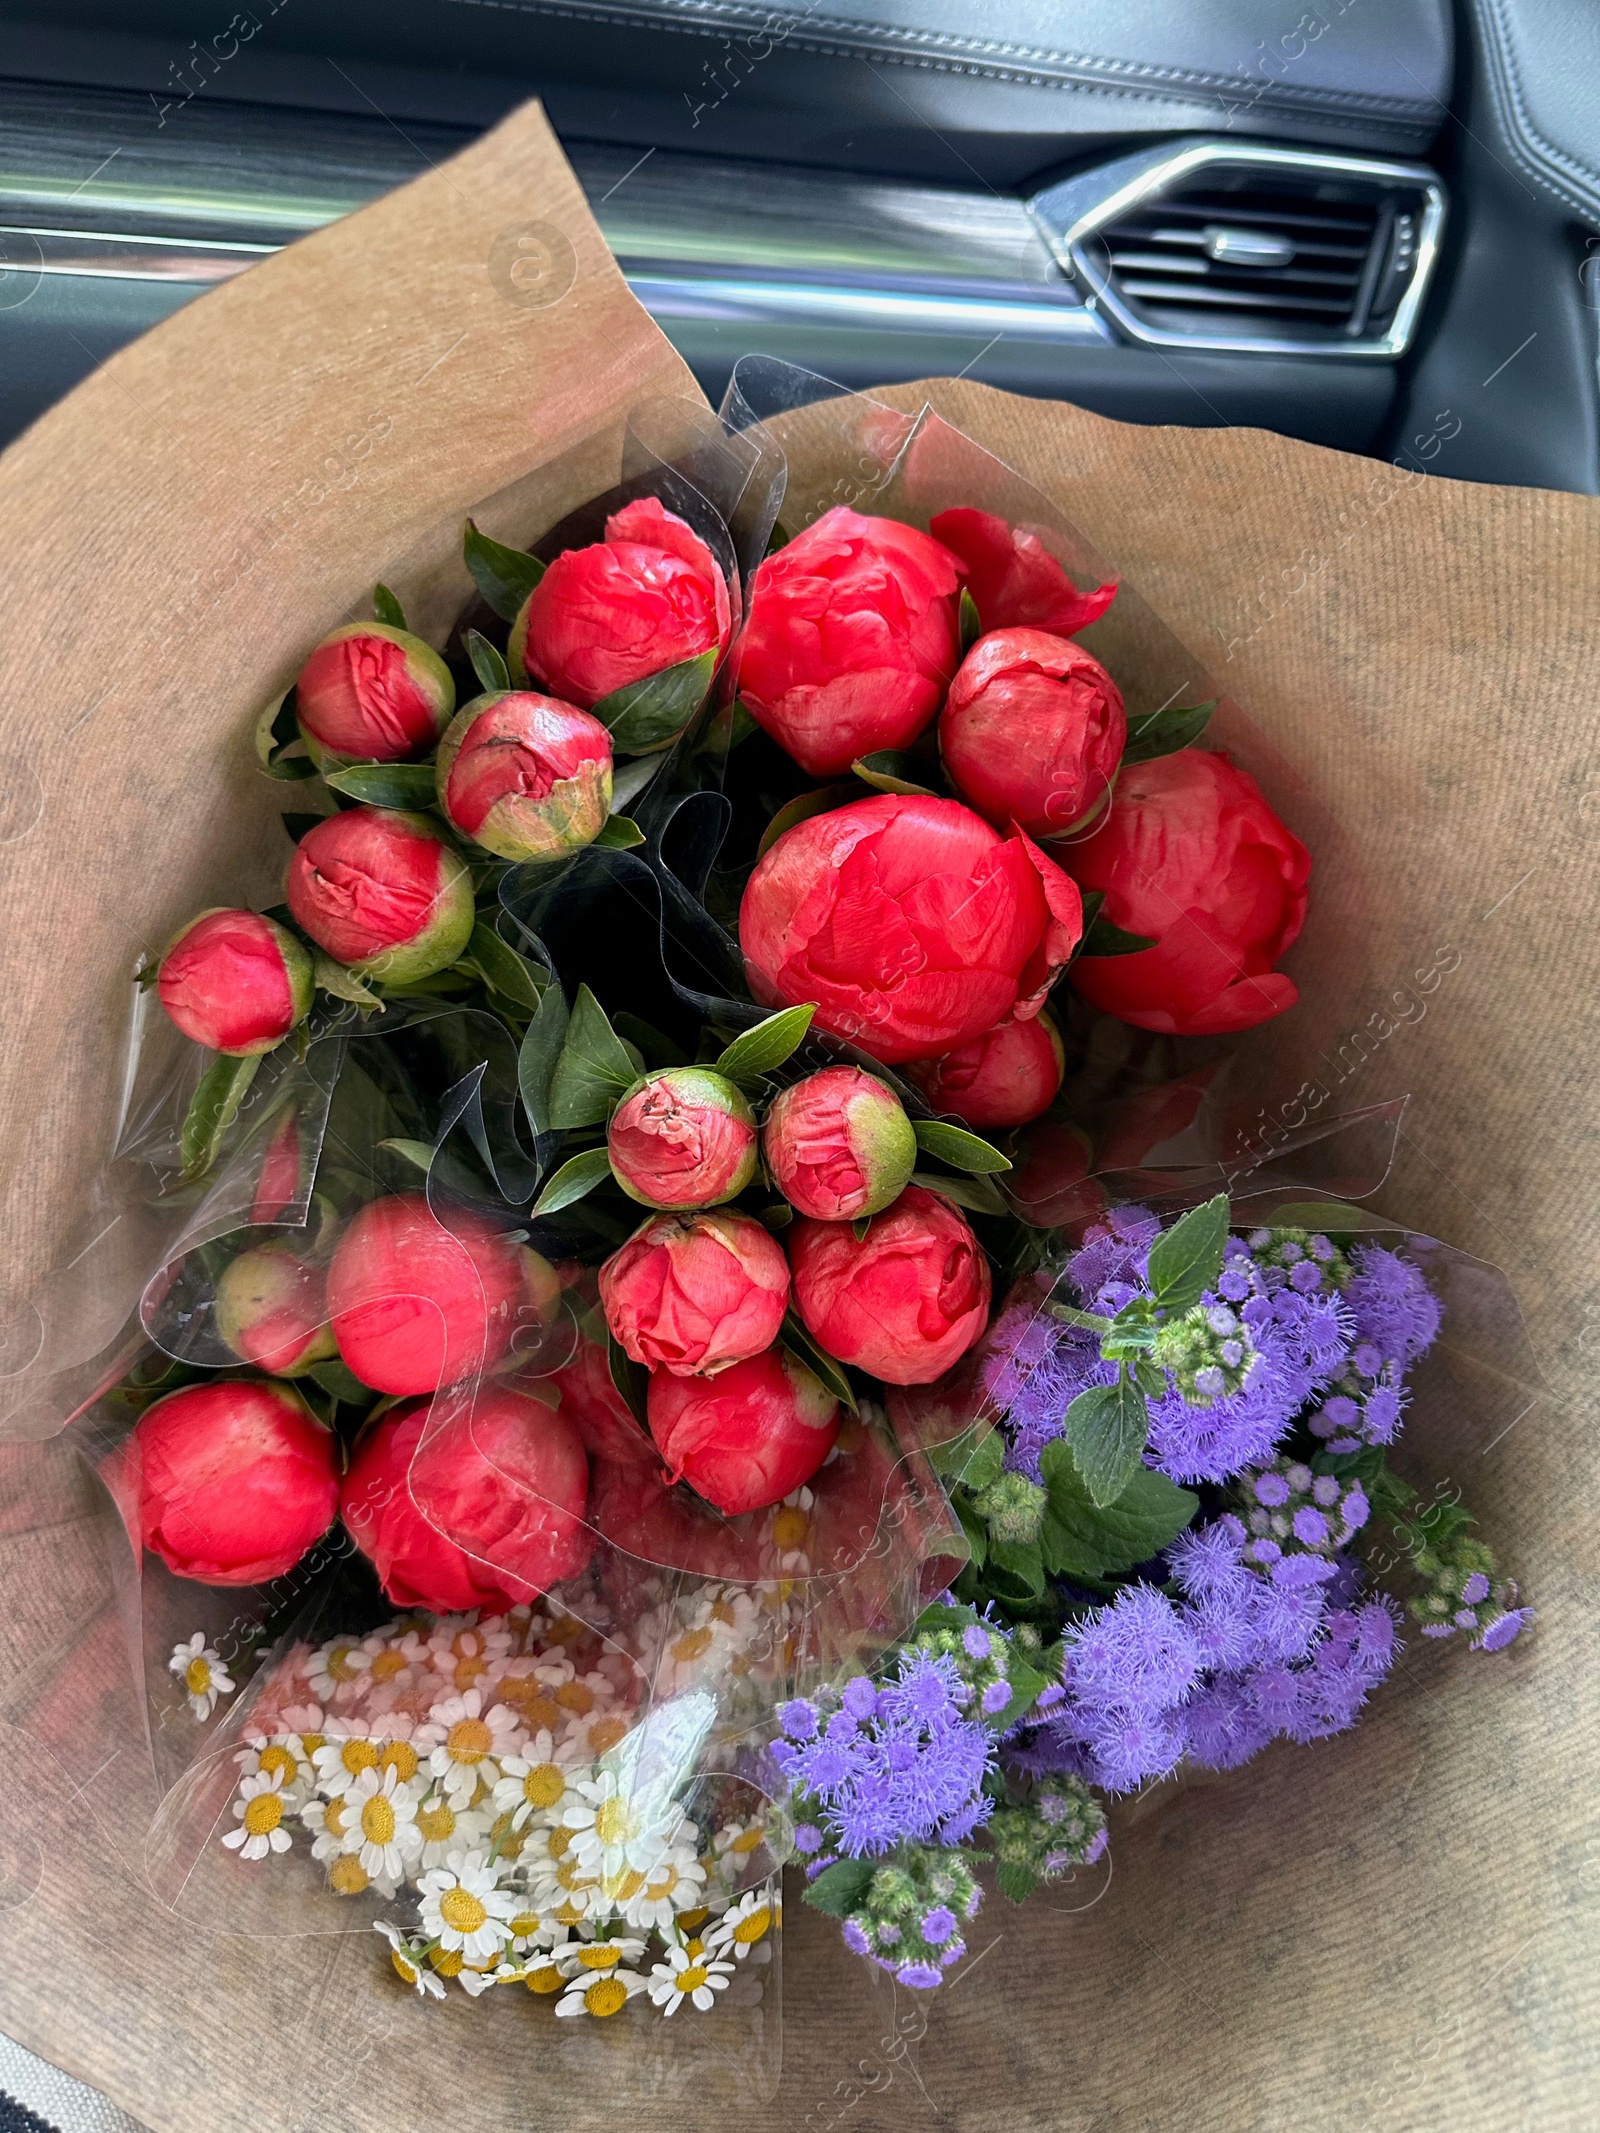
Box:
525 1825 607 1921
706 1885 778 1959
554 1967 647 2020
419 1690 523 1805
341 1766 423 1883
307 1638 369 1704
620 1844 707 1931
648 1942 734 2015
712 1816 770 1866
373 1920 445 2000
301 1793 352 1864
417 1853 520 1963
767 1487 815 1573
222 1771 292 1861
412 1792 490 1871
489 1729 585 1831
455 1954 507 1998
563 1769 687 1882
233 1736 312 1799
556 1933 647 1980
169 1633 235 1720
353 1629 422 1704
311 1726 386 1799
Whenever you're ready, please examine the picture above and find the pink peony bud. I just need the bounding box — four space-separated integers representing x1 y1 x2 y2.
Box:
599 1208 790 1377
509 497 731 709
132 1378 339 1585
906 1010 1064 1130
295 622 455 767
214 1240 338 1376
436 690 613 862
606 1067 758 1210
157 908 313 1056
286 806 475 982
789 1183 992 1385
327 1193 560 1396
647 1344 840 1514
928 508 1116 638
762 1066 917 1221
341 1387 591 1610
939 628 1126 838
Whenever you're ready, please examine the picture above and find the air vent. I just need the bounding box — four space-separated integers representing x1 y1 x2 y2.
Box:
1030 142 1445 359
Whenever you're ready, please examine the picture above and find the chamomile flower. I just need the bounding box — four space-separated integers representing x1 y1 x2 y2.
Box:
706 1885 777 1959
312 1726 387 1798
490 1730 585 1831
412 1792 490 1870
556 1933 648 1979
341 1766 423 1883
222 1771 292 1861
169 1634 235 1720
768 1489 814 1574
420 1690 523 1805
647 1942 734 2015
712 1816 769 1865
563 1769 684 1880
417 1853 521 1964
554 1966 648 2020
374 1920 445 2000
301 1793 352 1864
621 1844 708 1931
354 1629 422 1703
308 1638 369 1704
233 1736 312 1799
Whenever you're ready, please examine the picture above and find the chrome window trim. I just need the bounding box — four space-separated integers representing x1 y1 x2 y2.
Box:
1028 139 1447 360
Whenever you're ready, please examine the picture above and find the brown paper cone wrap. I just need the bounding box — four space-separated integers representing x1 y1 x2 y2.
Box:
0 102 1594 2133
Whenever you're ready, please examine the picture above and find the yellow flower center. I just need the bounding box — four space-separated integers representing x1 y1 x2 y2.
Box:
731 1826 763 1855
555 1681 594 1715
430 1947 465 1976
555 1859 589 1891
587 1715 629 1755
380 1741 419 1783
440 1887 488 1935
341 1738 379 1776
329 1856 368 1895
370 1650 407 1681
361 1797 396 1845
185 1658 212 1695
509 1912 542 1938
522 1763 567 1810
324 1797 348 1838
733 1907 771 1945
491 1813 525 1860
525 1962 564 1994
502 1682 561 1731
646 1864 679 1897
391 1950 419 1984
326 1648 360 1682
772 1507 809 1549
671 1628 713 1664
681 1937 705 1961
454 1656 488 1688
301 1733 326 1754
416 1801 455 1842
547 1826 571 1859
677 1907 710 1932
577 1944 622 1969
446 1718 493 1764
242 1792 283 1837
584 1977 629 2017
594 1797 633 1847
258 1745 298 1784
553 1898 586 1926
676 1963 709 1993
710 1600 738 1626
605 1868 646 1902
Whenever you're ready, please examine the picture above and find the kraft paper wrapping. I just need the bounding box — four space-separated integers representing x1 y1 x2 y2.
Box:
0 101 1595 2132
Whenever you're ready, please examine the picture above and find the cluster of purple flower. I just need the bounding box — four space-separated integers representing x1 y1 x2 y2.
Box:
1306 1241 1442 1451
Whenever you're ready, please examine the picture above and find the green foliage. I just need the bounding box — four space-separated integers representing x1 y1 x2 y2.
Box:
1121 699 1216 763
913 1119 1012 1174
714 1003 816 1085
532 1145 613 1216
548 985 637 1129
179 1053 261 1181
591 649 716 755
463 519 545 621
324 761 439 809
1063 1374 1151 1507
1145 1193 1230 1312
1039 1439 1198 1577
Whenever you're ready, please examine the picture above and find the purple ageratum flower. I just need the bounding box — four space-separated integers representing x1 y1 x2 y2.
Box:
842 1919 871 1955
963 1624 993 1661
842 1676 880 1720
1345 1244 1442 1366
1145 1287 1350 1486
1166 1515 1250 1602
1474 1607 1534 1651
896 1962 944 1990
1460 1571 1491 1607
981 1679 1013 1717
1063 1585 1202 1715
793 1824 824 1854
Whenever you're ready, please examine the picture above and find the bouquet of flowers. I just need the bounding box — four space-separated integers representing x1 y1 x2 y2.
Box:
12 343 1534 2087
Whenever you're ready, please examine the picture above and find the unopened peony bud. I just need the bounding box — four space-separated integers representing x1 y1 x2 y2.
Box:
436 690 613 861
132 1378 338 1585
647 1344 840 1514
157 908 312 1056
789 1184 992 1385
341 1387 590 1610
295 622 454 767
327 1193 561 1396
214 1241 338 1376
287 807 475 982
906 1011 1064 1130
762 1066 916 1221
599 1208 790 1376
607 1067 758 1210
939 628 1125 838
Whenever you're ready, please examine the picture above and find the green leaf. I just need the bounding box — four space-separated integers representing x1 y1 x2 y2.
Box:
281 811 329 845
378 1137 435 1175
851 750 938 798
465 630 511 695
913 1119 1012 1175
1146 1193 1230 1312
909 1170 1008 1217
780 1310 859 1416
593 814 645 850
1079 914 1158 957
606 1331 651 1430
994 1860 1039 1905
324 761 439 810
255 686 317 781
591 649 717 755
610 755 666 812
953 1494 987 1570
697 697 760 758
986 1538 1046 1600
996 1657 1050 1731
1063 1376 1151 1508
958 1426 1006 1493
372 583 407 630
959 585 983 654
1039 1440 1198 1577
1267 1198 1396 1235
1122 699 1216 765
307 1357 374 1406
714 1003 815 1084
803 1858 876 1919
463 519 545 622
533 1145 614 1216
517 980 569 1137
179 1053 261 1181
756 783 855 860
468 920 544 1010
549 985 638 1130
313 952 382 1009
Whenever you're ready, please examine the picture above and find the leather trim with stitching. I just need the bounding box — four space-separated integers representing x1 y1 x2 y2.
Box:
1477 0 1600 226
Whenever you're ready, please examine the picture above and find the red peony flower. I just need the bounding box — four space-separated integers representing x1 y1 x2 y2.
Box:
647 1345 839 1514
510 496 731 708
132 1378 338 1584
287 806 475 982
599 1208 790 1376
214 1240 337 1376
327 1194 560 1396
762 1065 917 1221
940 627 1125 838
436 690 613 862
545 1267 657 1467
739 793 1083 1065
1062 750 1311 1035
157 908 312 1056
341 1387 590 1610
735 506 963 775
907 1008 1064 1130
788 1183 992 1385
928 507 1116 637
606 1067 758 1210
295 622 455 767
